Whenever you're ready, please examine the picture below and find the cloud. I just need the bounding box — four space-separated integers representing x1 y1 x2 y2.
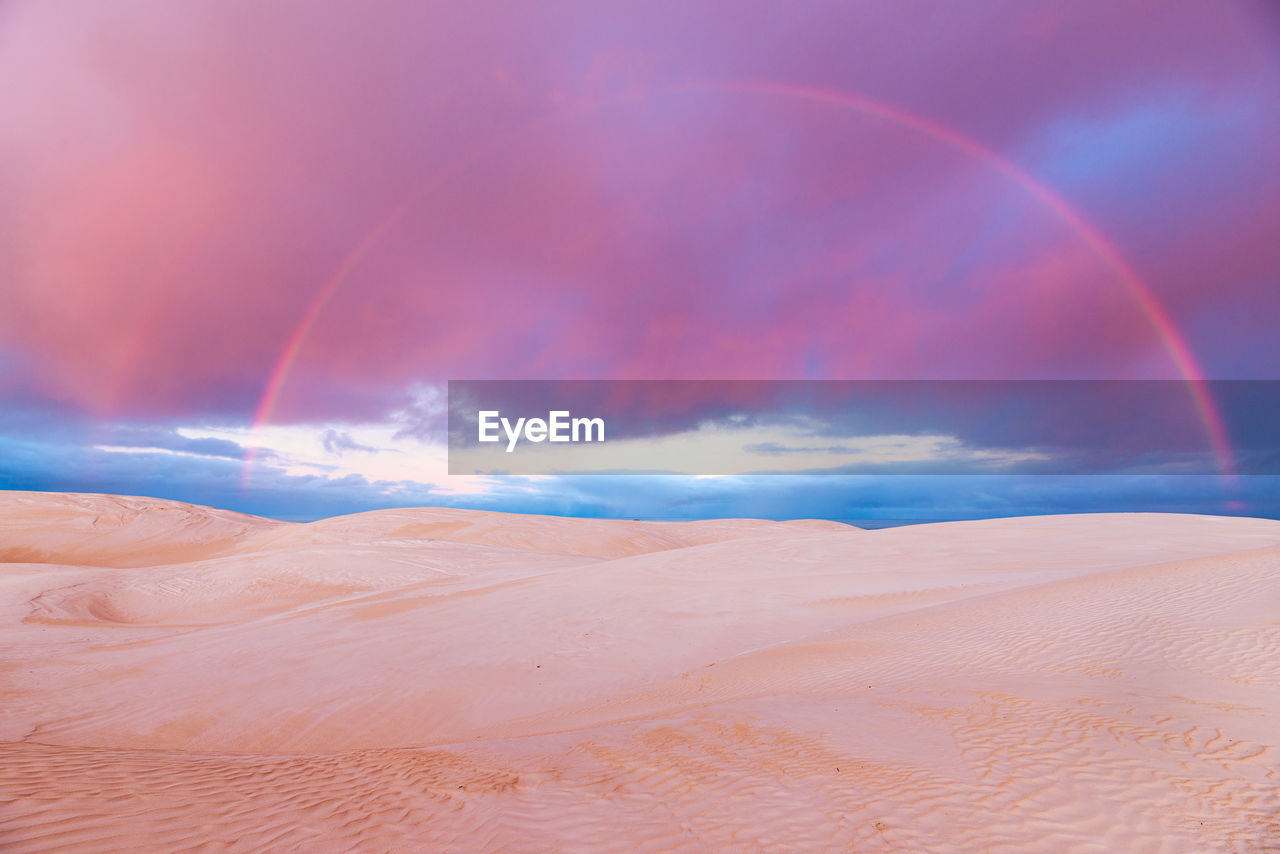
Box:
321 430 378 455
99 426 257 460
1 0 1277 430
745 442 863 456
1 392 1274 521
4 423 1276 524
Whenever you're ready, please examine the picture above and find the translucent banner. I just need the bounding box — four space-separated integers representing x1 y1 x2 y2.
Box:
447 380 1280 476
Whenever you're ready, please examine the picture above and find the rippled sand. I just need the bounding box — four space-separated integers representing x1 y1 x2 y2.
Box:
2 491 1278 852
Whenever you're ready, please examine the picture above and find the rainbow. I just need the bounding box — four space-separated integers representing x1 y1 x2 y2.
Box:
242 80 1236 487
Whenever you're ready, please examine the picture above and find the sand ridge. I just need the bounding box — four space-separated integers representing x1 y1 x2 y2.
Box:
1 492 1278 851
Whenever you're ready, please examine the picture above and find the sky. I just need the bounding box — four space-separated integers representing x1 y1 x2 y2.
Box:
1 0 1278 521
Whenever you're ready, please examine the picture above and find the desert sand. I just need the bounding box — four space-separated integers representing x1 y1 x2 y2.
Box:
1 491 1277 852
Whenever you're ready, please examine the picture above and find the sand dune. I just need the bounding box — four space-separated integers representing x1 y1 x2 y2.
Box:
2 492 1278 852
0 492 283 568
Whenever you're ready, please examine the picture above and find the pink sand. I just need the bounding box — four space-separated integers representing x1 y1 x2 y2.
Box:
2 491 1278 851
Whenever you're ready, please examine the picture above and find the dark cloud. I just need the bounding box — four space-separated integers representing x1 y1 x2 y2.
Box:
101 426 256 460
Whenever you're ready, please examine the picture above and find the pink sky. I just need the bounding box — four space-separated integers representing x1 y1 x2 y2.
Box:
3 0 1278 425
0 1 1277 520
